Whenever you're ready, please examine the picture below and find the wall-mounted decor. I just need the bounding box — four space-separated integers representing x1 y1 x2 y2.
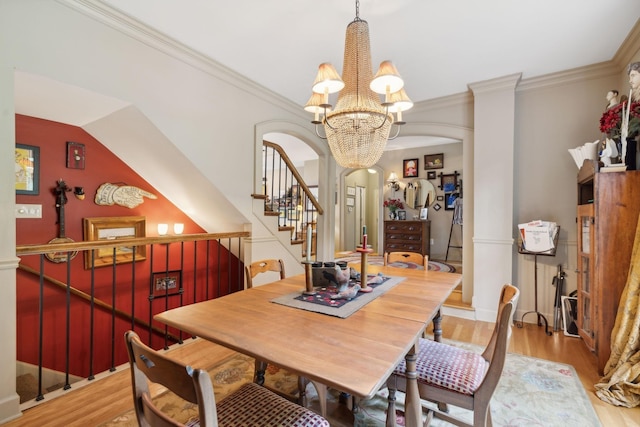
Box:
436 195 444 201
446 192 459 210
95 183 157 208
15 143 40 195
397 210 407 220
346 186 356 196
83 216 146 269
66 141 86 169
424 153 444 170
152 270 182 298
403 158 419 178
427 171 436 180
419 208 429 220
438 171 459 192
433 203 442 211
346 197 355 206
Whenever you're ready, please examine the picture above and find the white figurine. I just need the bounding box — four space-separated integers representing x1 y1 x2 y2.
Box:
600 138 619 166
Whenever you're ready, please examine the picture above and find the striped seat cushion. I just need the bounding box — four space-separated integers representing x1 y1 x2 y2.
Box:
394 339 488 395
216 382 329 426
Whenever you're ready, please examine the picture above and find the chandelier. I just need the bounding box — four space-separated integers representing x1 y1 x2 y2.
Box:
305 0 413 169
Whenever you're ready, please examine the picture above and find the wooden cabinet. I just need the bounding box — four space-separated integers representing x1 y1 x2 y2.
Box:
383 220 430 256
576 160 640 374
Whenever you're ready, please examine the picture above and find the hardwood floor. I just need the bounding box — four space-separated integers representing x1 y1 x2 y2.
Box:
5 317 639 426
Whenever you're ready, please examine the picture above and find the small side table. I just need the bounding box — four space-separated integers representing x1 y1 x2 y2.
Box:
516 226 560 336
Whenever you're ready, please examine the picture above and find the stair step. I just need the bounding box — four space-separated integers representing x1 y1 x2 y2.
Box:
16 373 38 403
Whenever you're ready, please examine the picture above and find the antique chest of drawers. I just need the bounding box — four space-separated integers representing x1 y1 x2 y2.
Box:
383 220 430 256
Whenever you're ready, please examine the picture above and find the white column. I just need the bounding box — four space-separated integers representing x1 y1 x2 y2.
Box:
469 74 521 322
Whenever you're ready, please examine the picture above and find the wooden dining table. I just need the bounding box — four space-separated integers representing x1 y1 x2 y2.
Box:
154 264 462 427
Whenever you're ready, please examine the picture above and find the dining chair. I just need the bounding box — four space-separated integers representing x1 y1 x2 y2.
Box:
245 258 286 289
384 251 429 269
385 284 520 427
124 330 329 427
244 258 328 417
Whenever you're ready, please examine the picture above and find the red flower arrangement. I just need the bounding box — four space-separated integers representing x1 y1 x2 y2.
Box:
600 100 640 139
383 198 404 211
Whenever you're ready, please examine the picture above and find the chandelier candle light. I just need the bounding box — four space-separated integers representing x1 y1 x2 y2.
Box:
305 0 413 169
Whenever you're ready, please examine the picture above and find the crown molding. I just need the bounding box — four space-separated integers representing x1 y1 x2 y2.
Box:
612 18 640 68
516 61 619 93
59 0 305 117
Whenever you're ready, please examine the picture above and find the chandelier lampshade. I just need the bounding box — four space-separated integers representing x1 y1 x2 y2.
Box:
305 0 411 169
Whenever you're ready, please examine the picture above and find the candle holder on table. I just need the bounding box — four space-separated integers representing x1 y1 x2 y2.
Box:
302 260 317 295
356 246 374 293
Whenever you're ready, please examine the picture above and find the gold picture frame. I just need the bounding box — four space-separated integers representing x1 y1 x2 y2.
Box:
83 216 146 269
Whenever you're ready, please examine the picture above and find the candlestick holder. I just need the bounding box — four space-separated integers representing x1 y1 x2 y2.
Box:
356 247 374 293
302 260 317 295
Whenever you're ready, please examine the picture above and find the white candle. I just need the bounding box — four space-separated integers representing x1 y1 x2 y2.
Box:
306 224 312 261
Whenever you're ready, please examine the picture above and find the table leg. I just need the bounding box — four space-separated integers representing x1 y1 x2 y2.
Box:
254 359 267 385
403 343 421 427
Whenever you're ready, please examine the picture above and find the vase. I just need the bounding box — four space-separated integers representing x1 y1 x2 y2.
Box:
625 137 637 170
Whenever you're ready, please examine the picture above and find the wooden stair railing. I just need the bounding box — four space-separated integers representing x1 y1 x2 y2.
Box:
257 141 323 259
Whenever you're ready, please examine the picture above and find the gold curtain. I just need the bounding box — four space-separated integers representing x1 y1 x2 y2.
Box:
594 213 640 407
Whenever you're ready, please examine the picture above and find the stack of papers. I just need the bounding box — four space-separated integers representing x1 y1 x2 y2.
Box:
518 220 559 253
568 140 600 169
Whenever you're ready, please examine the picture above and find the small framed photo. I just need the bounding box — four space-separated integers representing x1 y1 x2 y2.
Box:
15 143 40 195
152 270 182 298
437 195 444 201
440 173 458 192
397 210 407 220
66 141 86 169
403 158 419 178
346 186 356 196
424 153 444 170
346 197 355 206
433 203 442 211
427 171 436 180
419 208 428 220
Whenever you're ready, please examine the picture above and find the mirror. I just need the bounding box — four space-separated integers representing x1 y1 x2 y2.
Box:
404 179 436 209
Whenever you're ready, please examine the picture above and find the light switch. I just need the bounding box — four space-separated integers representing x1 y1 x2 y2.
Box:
16 204 42 219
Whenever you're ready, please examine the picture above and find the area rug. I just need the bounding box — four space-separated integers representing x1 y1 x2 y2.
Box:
334 254 456 273
101 340 601 427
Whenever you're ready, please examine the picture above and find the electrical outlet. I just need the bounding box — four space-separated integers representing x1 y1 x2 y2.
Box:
15 204 42 219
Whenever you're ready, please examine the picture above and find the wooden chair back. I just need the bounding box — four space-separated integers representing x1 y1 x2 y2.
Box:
245 259 286 289
125 330 217 427
384 251 429 269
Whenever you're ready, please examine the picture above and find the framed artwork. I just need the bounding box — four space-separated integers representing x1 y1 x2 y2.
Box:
152 270 182 298
445 192 459 210
424 153 444 170
15 143 40 195
420 208 428 220
346 186 356 196
346 197 355 206
439 172 458 193
397 210 407 220
433 203 442 211
427 171 436 180
83 216 147 269
403 158 419 178
66 141 86 169
437 195 444 201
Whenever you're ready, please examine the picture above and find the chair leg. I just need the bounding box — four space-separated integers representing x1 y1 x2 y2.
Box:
254 359 267 385
474 403 492 427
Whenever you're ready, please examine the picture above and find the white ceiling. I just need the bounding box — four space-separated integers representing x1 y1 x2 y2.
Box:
100 0 640 106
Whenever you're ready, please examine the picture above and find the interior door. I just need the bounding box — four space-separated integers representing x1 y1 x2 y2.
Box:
356 186 366 248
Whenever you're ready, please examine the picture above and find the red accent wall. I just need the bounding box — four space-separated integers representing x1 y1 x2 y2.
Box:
15 115 238 376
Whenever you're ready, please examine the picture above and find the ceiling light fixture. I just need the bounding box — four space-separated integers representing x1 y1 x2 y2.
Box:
305 0 412 169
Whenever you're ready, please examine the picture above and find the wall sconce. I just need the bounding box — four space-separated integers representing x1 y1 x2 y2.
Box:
173 223 184 235
387 172 400 191
157 223 169 236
